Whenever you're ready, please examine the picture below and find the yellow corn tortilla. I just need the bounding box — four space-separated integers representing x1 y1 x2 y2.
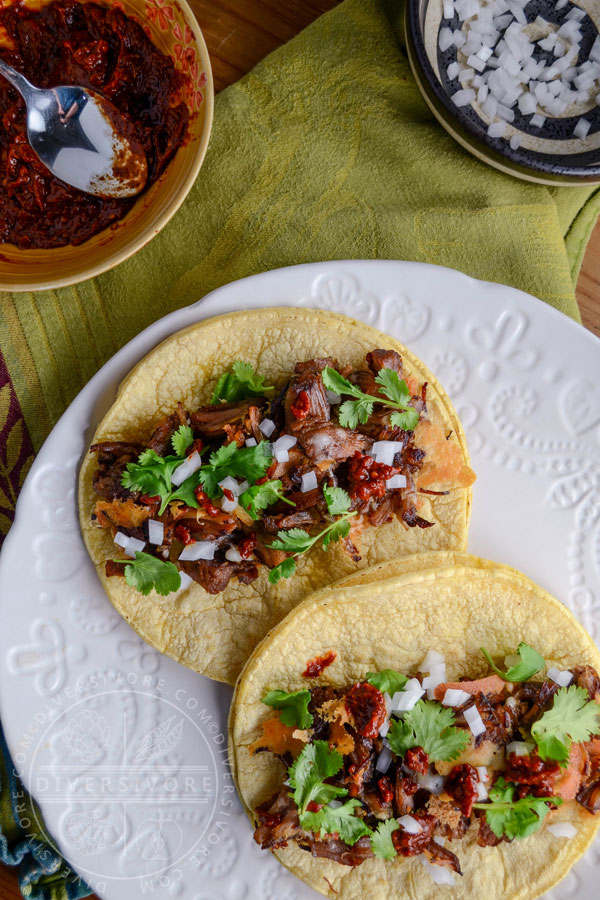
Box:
229 552 600 900
79 307 473 684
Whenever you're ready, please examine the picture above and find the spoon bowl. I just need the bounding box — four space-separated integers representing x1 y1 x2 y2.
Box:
0 58 148 198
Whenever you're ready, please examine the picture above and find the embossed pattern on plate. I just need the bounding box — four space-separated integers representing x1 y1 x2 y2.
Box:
0 261 599 900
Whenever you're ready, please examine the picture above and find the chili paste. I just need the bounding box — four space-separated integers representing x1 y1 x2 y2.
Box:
0 0 189 248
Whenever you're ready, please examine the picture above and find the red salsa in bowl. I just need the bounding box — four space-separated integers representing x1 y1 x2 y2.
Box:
0 0 190 249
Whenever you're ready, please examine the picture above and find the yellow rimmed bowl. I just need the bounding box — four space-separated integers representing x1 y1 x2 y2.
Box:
0 0 213 291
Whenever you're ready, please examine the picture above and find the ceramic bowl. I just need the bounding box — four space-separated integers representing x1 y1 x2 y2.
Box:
405 0 600 186
0 0 213 291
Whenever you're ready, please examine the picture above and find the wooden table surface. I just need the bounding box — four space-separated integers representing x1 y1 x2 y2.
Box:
1 1 599 898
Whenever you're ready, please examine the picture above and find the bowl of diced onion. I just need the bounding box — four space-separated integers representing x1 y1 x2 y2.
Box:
405 0 600 185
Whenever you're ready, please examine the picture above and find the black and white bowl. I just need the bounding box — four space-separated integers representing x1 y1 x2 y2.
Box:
406 0 600 185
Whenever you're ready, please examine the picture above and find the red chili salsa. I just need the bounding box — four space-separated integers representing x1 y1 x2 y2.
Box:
0 0 189 249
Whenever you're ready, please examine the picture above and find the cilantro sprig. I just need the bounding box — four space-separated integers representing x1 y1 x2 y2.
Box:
211 361 274 404
113 551 181 596
198 440 272 498
480 642 544 683
288 742 371 845
240 479 295 520
322 367 419 431
371 818 399 859
121 445 205 515
267 487 356 584
262 689 313 729
387 700 469 762
473 777 559 840
366 670 408 695
531 686 600 765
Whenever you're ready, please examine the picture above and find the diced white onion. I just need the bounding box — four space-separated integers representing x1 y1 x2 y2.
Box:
245 437 257 447
405 677 422 693
452 88 476 107
171 450 202 487
443 0 454 19
273 434 297 453
147 519 164 546
421 649 445 671
506 740 534 757
225 546 243 563
325 390 341 405
178 541 215 561
464 705 486 738
393 690 425 712
476 781 489 801
447 61 460 80
379 718 390 738
397 815 423 835
442 688 471 707
439 26 454 52
547 822 578 839
275 449 289 463
375 746 393 773
384 692 393 716
477 766 489 783
421 855 455 885
328 800 343 809
547 666 573 687
488 121 507 138
177 571 193 591
219 475 243 496
259 418 276 438
574 118 591 139
371 440 404 466
300 471 318 493
416 772 445 794
221 495 238 513
114 532 146 558
386 474 407 490
509 134 522 151
530 113 545 128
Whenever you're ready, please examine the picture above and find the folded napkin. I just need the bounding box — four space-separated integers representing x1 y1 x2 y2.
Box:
0 0 599 895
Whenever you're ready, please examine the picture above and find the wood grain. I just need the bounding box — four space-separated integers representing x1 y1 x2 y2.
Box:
1 0 598 898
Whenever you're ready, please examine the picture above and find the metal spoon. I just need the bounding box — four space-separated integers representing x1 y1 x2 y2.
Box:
0 57 148 199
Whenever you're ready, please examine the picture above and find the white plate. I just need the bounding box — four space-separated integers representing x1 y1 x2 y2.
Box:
1 261 599 900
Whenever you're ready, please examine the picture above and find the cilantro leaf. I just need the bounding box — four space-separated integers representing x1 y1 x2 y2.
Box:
366 670 408 695
388 701 469 761
121 450 199 515
474 777 559 840
322 365 419 432
390 409 420 431
321 516 351 550
118 552 181 596
269 527 315 554
211 360 274 404
262 689 313 728
199 441 273 498
323 485 352 517
531 686 600 764
374 369 411 405
171 425 194 457
338 397 374 429
268 556 297 585
240 480 295 520
371 818 399 859
480 642 544 683
288 741 347 814
302 799 372 845
321 368 362 399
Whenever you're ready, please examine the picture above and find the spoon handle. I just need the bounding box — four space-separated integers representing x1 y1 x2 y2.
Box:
0 57 36 101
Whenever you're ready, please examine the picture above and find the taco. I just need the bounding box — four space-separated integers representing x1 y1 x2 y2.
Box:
229 552 600 900
79 308 475 684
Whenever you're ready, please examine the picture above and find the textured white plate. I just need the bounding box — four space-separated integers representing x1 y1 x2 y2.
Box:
1 261 599 900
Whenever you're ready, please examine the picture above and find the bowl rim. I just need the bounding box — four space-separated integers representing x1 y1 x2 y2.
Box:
1 0 214 293
405 0 600 187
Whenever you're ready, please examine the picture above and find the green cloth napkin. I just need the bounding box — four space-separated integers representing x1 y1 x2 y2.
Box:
0 0 599 896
